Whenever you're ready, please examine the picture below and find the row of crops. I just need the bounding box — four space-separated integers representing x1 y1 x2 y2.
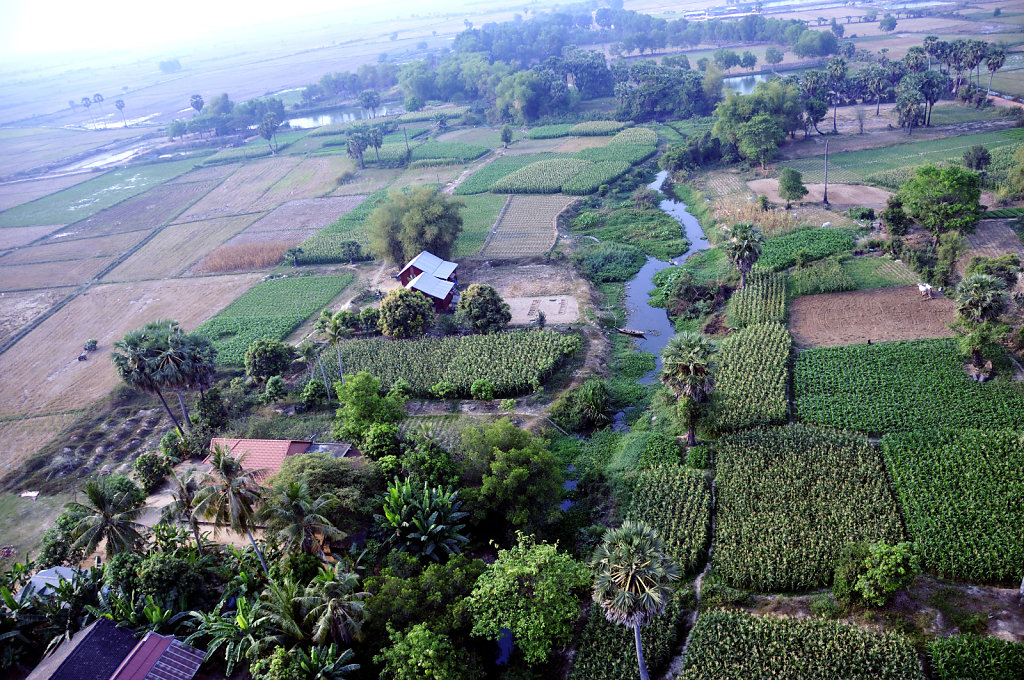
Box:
794 338 1024 433
196 274 353 365
679 611 923 680
526 120 628 139
709 322 790 433
725 271 787 327
759 228 854 271
928 635 1024 680
787 257 855 296
625 464 712 575
714 425 904 592
294 191 385 264
881 429 1024 584
318 330 581 397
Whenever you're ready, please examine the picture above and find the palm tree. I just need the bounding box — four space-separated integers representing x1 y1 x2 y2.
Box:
300 564 368 645
722 222 765 287
162 468 205 552
81 97 94 128
92 93 105 127
194 445 269 574
186 598 260 676
299 341 332 404
923 35 939 70
590 521 679 680
825 56 847 133
190 94 204 116
660 332 717 446
68 479 145 558
261 481 344 555
295 645 359 679
320 313 351 385
153 330 197 428
112 328 185 435
115 99 127 127
955 274 1008 368
255 578 309 653
986 47 1006 95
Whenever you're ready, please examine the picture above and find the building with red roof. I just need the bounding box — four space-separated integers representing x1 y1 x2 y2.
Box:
207 438 357 483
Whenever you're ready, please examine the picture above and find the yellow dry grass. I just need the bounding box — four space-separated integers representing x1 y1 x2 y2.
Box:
196 242 291 273
0 413 79 472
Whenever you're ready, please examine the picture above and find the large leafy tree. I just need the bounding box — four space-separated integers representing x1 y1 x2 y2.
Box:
455 284 511 334
367 186 464 265
722 222 765 287
735 114 784 169
332 371 406 445
194 445 268 574
660 332 717 446
68 479 145 558
261 481 344 555
467 533 589 664
378 288 435 339
590 521 680 680
257 113 279 154
778 167 808 206
901 165 983 245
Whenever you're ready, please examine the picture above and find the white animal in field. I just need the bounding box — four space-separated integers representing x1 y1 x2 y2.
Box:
917 283 934 298
822 221 831 227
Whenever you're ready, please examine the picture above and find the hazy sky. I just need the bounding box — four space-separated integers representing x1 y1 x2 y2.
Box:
0 0 423 57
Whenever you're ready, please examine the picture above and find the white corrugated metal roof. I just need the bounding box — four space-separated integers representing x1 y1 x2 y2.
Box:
408 273 455 299
400 251 457 278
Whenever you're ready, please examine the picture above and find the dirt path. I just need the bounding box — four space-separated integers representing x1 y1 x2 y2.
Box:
442 150 501 196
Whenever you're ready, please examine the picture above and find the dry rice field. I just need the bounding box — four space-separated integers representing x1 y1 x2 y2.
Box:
0 174 92 213
175 157 302 222
0 273 261 419
249 155 355 211
552 137 611 153
479 195 574 258
169 163 241 184
331 168 403 196
0 225 62 250
0 256 117 291
224 196 366 245
0 287 74 345
789 286 956 348
0 413 79 473
1 230 146 266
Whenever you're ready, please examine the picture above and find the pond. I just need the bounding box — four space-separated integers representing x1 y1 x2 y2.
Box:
624 170 710 383
286 105 396 129
722 73 767 96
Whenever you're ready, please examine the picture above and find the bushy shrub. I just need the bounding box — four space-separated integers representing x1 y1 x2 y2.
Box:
470 379 495 400
260 375 287 404
687 445 711 469
244 339 295 382
132 451 171 493
569 241 646 283
549 379 610 432
300 379 329 408
362 423 401 460
834 541 920 607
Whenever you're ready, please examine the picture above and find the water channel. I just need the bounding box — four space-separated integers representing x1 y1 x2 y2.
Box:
624 170 710 383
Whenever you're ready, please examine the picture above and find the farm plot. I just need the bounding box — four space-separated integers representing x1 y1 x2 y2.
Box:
882 429 1024 584
454 193 507 257
490 158 591 193
479 195 574 258
454 154 570 195
789 286 955 347
0 225 62 250
0 174 92 213
505 295 579 325
0 287 74 345
726 271 787 327
794 338 1024 432
709 322 791 433
331 168 403 196
679 611 923 680
105 214 262 281
196 274 353 365
958 219 1024 278
0 273 261 419
697 172 748 198
47 180 219 239
225 196 367 246
841 256 918 290
295 192 386 264
0 413 79 476
625 464 712 575
248 156 354 211
168 163 240 184
1 230 145 266
0 256 117 291
747 179 892 210
714 425 904 592
0 159 197 227
175 156 302 222
552 136 611 153
760 228 854 270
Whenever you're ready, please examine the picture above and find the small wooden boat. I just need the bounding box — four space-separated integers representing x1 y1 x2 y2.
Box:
615 327 646 338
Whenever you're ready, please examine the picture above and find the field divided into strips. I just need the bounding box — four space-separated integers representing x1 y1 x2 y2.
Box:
0 274 261 419
169 163 240 184
480 195 573 258
454 193 508 257
224 196 367 247
794 338 1024 432
841 256 918 290
679 611 924 680
783 131 1018 184
625 464 712 575
175 156 302 222
0 225 62 250
0 256 117 292
196 274 353 365
714 426 904 592
726 271 787 327
882 429 1024 584
248 155 354 211
1 230 146 265
0 174 92 213
105 214 262 281
709 322 791 433
454 154 570 195
296 191 386 264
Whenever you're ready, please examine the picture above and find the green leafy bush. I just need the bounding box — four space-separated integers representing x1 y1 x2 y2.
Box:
759 229 854 271
788 258 855 296
549 379 610 432
570 241 646 283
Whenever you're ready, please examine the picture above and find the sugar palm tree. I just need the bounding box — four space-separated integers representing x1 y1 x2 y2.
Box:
722 222 764 288
956 274 1008 325
986 47 1006 94
153 330 197 428
261 481 344 555
162 468 205 552
660 332 717 446
115 99 127 127
590 521 679 680
194 445 268 574
68 479 145 558
320 314 351 385
300 564 368 645
81 96 94 128
112 328 184 435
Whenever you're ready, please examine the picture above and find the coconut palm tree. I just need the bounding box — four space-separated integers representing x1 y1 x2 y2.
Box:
162 468 205 552
660 332 717 446
255 578 309 653
590 521 679 680
300 564 368 645
260 481 344 555
68 479 145 558
194 445 268 574
112 328 184 435
722 222 765 288
115 99 127 127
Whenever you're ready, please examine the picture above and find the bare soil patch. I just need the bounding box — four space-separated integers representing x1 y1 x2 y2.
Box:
957 220 1024 286
0 174 92 213
459 260 593 321
249 155 354 211
52 181 218 239
331 168 403 196
175 157 301 222
0 273 260 419
226 196 367 246
789 286 956 348
168 163 240 184
2 230 146 266
552 137 611 153
747 179 892 210
0 225 62 250
0 287 74 345
0 256 117 291
506 295 580 325
479 195 575 258
0 414 79 474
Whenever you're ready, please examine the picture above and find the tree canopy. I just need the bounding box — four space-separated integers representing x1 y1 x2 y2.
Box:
455 284 511 334
368 187 464 265
901 165 983 244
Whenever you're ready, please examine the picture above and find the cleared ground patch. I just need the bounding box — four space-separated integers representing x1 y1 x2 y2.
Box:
0 273 261 419
105 214 263 281
748 179 891 209
479 194 574 258
175 156 302 222
0 413 78 476
1 230 146 265
0 174 92 213
0 287 74 345
249 155 354 211
0 225 62 250
225 196 366 246
0 255 117 291
789 285 954 347
506 295 579 325
957 219 1024 281
552 136 612 153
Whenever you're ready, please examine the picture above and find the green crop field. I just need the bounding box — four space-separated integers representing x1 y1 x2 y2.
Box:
295 191 385 264
454 193 507 257
197 274 353 364
709 322 791 433
929 635 1024 680
882 429 1024 584
760 229 854 271
679 611 923 680
714 425 904 592
0 159 197 227
625 464 712 575
726 271 787 327
795 339 1024 433
526 124 575 139
840 256 918 290
410 141 489 163
454 154 570 195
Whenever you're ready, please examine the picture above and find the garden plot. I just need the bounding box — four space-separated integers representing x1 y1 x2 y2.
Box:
0 413 78 475
0 225 62 250
0 256 117 291
47 180 219 239
698 172 749 198
479 195 574 258
748 179 892 209
957 219 1024 283
0 273 261 419
506 295 579 325
552 136 611 153
330 168 403 196
105 214 263 282
224 196 366 246
248 155 354 211
175 156 302 222
0 287 74 345
168 162 240 184
1 230 146 266
0 174 92 212
789 286 955 347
